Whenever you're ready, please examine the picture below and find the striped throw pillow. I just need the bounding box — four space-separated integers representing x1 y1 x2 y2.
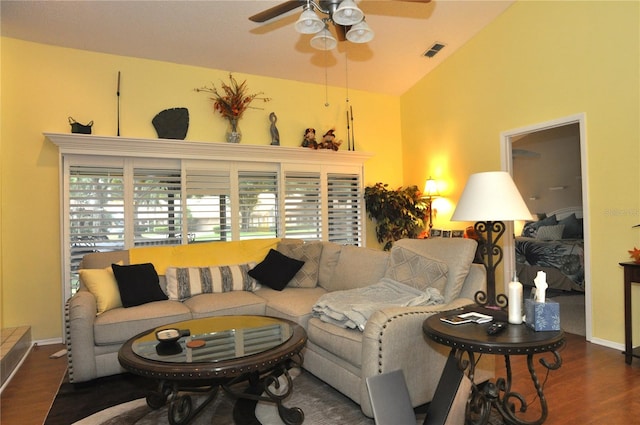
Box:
165 263 257 301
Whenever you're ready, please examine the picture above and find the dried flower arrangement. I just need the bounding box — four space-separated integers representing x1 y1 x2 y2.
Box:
194 73 270 120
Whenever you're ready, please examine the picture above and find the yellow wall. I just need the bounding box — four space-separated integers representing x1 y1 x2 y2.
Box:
401 1 639 345
0 38 403 340
3 1 638 347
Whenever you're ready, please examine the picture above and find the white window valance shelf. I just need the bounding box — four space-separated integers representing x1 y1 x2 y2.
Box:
44 133 373 165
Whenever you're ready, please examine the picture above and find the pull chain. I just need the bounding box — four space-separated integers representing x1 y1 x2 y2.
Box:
345 46 350 105
324 47 329 107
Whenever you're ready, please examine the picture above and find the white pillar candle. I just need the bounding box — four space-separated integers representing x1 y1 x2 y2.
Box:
508 278 523 324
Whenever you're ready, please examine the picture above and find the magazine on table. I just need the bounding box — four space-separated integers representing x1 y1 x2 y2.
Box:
440 311 493 325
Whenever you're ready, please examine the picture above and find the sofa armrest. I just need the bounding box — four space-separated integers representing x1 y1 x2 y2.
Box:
359 299 479 417
65 290 99 383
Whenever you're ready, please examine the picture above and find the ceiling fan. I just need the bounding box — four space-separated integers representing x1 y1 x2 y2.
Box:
250 0 431 48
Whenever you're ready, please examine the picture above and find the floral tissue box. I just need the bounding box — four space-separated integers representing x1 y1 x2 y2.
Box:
524 299 560 331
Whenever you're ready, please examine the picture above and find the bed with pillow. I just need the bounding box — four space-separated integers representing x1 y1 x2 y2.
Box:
515 206 584 292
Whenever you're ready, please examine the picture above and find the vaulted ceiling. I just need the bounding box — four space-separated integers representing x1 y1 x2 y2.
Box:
1 1 514 95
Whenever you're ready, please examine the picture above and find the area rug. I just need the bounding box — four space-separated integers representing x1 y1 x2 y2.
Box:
46 368 425 425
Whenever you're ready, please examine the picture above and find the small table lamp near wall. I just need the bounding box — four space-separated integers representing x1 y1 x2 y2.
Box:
423 177 440 231
451 171 532 309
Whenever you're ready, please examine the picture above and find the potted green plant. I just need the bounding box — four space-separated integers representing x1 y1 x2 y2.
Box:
364 182 429 250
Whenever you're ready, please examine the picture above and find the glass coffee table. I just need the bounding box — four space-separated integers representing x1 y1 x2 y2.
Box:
118 315 307 425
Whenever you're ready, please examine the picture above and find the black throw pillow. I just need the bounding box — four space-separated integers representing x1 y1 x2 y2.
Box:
111 263 168 307
248 249 305 291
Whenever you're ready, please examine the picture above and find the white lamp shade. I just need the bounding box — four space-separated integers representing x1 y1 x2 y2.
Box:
451 171 533 222
295 8 325 34
333 0 364 26
310 27 338 50
346 20 374 43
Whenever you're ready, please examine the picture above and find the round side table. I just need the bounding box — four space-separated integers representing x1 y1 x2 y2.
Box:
423 306 565 425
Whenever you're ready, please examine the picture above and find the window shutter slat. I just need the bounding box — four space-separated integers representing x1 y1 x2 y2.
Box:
133 168 182 246
238 171 278 239
185 169 232 242
284 172 322 240
327 173 362 245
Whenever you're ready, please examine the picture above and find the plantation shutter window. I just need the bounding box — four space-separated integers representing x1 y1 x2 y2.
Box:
327 173 363 245
185 168 232 242
49 133 371 306
238 170 279 239
133 168 182 246
68 165 125 294
284 172 322 240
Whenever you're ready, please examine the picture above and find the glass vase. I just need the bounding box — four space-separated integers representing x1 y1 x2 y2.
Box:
225 118 242 143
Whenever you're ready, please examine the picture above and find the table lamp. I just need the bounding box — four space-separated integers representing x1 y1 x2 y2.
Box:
451 171 532 308
422 177 440 231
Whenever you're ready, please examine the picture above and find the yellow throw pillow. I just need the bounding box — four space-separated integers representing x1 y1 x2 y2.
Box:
79 263 123 314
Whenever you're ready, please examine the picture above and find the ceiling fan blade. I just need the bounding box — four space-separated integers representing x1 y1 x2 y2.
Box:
249 1 303 23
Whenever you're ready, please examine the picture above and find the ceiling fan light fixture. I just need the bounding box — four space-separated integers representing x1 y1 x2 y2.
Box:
310 25 338 50
346 20 374 43
295 7 325 34
333 0 364 26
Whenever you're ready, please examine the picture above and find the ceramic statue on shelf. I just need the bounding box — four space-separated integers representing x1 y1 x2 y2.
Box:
269 112 280 145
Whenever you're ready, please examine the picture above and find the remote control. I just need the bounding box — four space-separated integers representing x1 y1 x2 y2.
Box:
486 322 508 335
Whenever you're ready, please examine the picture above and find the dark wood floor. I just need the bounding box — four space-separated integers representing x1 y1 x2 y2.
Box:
1 334 639 424
1 343 68 425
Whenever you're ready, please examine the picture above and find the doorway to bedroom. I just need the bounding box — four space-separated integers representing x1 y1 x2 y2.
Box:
500 114 590 339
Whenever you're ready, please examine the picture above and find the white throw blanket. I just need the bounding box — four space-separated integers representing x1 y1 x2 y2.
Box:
312 278 445 331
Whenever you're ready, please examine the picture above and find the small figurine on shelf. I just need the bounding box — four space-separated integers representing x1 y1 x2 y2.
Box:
301 128 318 149
269 112 280 146
318 129 343 151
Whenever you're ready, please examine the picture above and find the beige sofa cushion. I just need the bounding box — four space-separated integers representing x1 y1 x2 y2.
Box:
307 317 364 368
94 300 191 345
257 286 327 328
183 291 266 318
79 250 129 272
322 245 389 292
318 242 342 289
393 238 477 302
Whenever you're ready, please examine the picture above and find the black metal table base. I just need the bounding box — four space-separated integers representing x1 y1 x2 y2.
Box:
145 361 304 425
454 348 563 425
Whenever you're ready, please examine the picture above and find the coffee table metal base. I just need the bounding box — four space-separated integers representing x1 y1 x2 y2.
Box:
146 357 304 425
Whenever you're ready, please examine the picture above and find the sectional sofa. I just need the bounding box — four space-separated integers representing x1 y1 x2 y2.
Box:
66 237 493 417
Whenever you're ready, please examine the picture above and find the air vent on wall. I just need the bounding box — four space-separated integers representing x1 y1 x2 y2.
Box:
423 42 446 58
